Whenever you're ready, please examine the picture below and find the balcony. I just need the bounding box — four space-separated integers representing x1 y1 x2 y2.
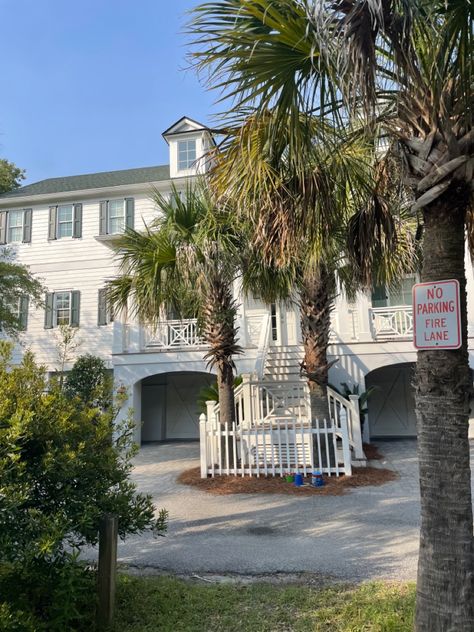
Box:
144 319 206 350
370 306 413 340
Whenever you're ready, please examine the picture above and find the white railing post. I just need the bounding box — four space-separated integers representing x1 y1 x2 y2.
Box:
199 413 208 478
241 374 253 427
339 416 353 476
255 313 271 378
349 394 365 460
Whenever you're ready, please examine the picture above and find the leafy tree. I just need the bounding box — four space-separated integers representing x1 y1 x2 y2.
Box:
0 251 44 336
64 354 113 409
0 342 166 630
0 158 25 194
189 1 473 628
108 182 243 425
53 323 82 387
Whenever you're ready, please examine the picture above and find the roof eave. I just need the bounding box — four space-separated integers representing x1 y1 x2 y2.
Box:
0 175 194 208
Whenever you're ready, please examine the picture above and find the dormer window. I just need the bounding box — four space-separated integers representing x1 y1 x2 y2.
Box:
177 139 196 171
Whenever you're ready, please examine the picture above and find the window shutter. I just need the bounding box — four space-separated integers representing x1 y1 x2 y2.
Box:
19 296 29 330
0 211 7 244
98 288 107 326
125 198 134 229
48 206 57 240
71 291 80 327
371 285 388 308
99 201 108 235
73 203 82 238
44 293 54 329
22 208 32 243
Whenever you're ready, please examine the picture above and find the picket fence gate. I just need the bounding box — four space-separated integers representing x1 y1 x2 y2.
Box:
199 414 352 479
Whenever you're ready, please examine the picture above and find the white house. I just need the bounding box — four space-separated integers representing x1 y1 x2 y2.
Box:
2 116 474 448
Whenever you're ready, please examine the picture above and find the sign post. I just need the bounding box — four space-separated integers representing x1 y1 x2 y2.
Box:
413 279 462 350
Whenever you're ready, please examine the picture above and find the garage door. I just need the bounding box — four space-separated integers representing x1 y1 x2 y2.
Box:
366 363 417 437
141 372 214 442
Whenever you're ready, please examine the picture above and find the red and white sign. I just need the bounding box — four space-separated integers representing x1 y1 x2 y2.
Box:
413 280 461 349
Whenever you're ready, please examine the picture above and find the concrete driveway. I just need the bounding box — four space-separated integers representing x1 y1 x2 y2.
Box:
116 440 427 582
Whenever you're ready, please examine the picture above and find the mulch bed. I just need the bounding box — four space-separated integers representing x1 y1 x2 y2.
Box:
177 465 398 496
363 442 385 460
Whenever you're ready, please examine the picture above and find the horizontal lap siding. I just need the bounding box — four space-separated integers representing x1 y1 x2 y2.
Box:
6 193 158 369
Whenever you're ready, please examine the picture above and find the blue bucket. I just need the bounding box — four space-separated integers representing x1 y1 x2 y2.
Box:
294 472 303 487
311 471 324 487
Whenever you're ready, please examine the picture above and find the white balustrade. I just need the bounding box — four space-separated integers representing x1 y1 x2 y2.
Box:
370 306 413 339
144 319 206 350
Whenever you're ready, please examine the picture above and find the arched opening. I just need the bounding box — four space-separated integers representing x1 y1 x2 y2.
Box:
141 371 215 442
366 362 416 438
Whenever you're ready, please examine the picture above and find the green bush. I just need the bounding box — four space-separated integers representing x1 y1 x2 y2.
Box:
0 341 167 630
64 353 113 409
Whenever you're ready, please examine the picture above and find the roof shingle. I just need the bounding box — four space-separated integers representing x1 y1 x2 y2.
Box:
0 164 170 199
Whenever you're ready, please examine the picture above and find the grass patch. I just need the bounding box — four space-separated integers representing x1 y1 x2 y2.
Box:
113 575 415 632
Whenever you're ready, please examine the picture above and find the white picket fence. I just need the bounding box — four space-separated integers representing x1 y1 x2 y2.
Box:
200 374 365 479
199 413 352 478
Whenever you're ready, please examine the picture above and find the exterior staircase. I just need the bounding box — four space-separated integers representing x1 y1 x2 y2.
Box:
261 345 366 466
264 345 304 382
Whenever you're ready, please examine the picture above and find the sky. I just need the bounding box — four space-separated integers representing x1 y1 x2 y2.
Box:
0 0 220 184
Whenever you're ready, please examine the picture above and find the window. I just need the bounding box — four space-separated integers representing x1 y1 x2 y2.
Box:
57 204 73 238
177 139 196 171
44 291 80 328
108 200 125 234
99 198 134 235
98 288 114 326
49 204 82 240
371 275 418 308
0 209 32 244
0 296 29 331
55 292 71 325
8 210 24 242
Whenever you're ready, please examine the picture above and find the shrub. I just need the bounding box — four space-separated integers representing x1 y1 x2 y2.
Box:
64 353 113 409
0 342 167 630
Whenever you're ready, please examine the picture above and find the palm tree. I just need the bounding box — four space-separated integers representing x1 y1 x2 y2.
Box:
188 1 473 628
217 111 417 423
108 183 242 425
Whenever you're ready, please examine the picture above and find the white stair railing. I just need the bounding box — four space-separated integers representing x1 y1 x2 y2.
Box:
255 313 272 378
327 386 365 461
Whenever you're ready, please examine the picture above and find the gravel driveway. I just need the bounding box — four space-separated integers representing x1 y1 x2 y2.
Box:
113 440 428 582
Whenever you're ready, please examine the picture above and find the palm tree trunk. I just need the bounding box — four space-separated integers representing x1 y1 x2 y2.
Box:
217 361 235 426
202 276 240 427
415 185 474 631
299 266 337 422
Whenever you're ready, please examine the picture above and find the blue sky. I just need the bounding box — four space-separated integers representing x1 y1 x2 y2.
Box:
0 0 219 184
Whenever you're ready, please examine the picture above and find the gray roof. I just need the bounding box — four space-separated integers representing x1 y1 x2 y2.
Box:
0 164 170 199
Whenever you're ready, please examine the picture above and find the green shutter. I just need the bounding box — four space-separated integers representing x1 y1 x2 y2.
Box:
99 201 108 235
22 208 32 243
371 284 388 308
125 198 134 229
73 203 82 238
71 291 80 327
0 211 6 244
48 206 57 240
44 293 54 329
98 288 107 326
19 296 29 330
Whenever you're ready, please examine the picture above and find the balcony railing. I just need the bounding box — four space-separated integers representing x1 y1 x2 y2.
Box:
144 319 207 350
370 306 413 340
